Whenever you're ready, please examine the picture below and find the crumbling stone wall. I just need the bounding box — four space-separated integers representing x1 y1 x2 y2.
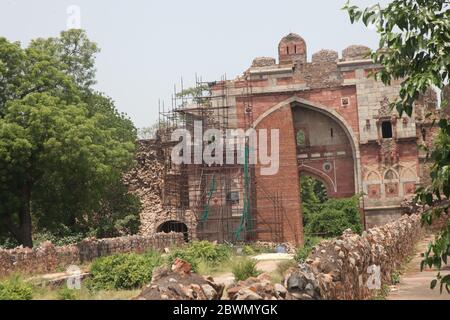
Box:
123 140 197 239
284 213 422 300
0 233 183 278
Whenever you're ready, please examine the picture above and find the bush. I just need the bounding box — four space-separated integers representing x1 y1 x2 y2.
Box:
0 275 34 300
242 245 256 256
89 251 163 290
168 241 231 272
33 230 84 247
0 237 19 249
168 248 199 272
187 241 231 263
232 258 261 281
295 236 322 262
304 196 363 237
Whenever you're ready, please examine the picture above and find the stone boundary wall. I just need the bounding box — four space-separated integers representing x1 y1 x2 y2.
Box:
0 232 184 278
285 214 422 300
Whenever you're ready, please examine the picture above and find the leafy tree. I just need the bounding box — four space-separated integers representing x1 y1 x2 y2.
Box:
344 0 450 293
0 30 139 247
27 29 99 90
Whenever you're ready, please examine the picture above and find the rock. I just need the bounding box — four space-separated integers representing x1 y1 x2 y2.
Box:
227 273 292 300
134 259 224 300
274 283 287 297
235 288 263 300
171 258 192 276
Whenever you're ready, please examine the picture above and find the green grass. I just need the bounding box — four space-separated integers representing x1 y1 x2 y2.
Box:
232 258 261 281
32 284 139 300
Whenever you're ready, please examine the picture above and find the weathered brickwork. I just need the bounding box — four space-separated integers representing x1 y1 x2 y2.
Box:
123 33 440 245
208 32 440 242
123 140 197 239
0 233 183 278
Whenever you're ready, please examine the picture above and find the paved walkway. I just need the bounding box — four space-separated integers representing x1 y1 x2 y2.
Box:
388 235 450 300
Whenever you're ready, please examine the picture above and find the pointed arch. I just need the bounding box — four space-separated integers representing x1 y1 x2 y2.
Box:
251 96 361 193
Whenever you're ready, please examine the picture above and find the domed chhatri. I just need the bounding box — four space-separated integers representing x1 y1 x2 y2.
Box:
278 33 307 65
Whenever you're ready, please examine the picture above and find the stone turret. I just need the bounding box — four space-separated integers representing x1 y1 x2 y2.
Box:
278 33 307 65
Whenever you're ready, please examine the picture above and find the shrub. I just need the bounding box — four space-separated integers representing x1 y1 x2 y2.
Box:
0 275 34 300
0 237 19 249
168 248 199 272
168 241 231 272
304 196 363 237
295 236 322 262
242 245 256 256
187 241 231 263
33 230 84 247
89 250 163 290
232 258 261 281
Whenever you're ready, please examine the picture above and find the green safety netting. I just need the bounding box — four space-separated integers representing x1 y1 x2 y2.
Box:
199 144 252 242
199 175 217 223
235 144 252 241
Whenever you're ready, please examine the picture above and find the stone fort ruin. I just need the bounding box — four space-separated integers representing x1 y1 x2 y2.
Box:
125 33 442 246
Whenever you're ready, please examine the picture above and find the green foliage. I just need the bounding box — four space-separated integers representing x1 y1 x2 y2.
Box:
0 275 34 300
168 241 231 272
295 236 322 262
89 251 163 290
302 187 362 238
232 258 261 281
344 0 450 294
168 247 200 272
373 284 391 300
0 29 139 247
305 196 363 237
242 245 256 256
391 271 401 285
33 230 84 247
56 287 77 300
0 236 19 249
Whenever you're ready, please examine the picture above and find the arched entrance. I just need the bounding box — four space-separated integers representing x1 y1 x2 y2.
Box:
157 220 189 242
293 103 356 198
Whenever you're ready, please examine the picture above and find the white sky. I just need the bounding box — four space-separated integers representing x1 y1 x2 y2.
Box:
0 0 389 128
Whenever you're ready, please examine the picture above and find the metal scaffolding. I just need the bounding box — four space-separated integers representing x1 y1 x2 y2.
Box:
157 75 284 243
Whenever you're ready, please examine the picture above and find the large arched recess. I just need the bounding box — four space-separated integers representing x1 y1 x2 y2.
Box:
157 220 189 242
252 97 361 195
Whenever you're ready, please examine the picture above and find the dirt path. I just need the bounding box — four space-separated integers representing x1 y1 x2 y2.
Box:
213 253 294 287
388 235 450 300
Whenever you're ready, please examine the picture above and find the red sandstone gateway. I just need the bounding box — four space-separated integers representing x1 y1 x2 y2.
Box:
156 33 438 245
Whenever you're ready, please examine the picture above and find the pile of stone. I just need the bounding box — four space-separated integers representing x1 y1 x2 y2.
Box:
226 273 292 300
283 264 322 300
135 258 224 300
250 241 296 254
283 214 422 300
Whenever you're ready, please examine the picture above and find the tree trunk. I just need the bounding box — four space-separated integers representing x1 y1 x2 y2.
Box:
19 183 33 248
4 183 33 248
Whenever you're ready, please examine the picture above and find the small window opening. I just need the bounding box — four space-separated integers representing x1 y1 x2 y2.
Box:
286 47 289 55
294 45 297 54
296 130 306 146
330 128 334 138
381 121 393 138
